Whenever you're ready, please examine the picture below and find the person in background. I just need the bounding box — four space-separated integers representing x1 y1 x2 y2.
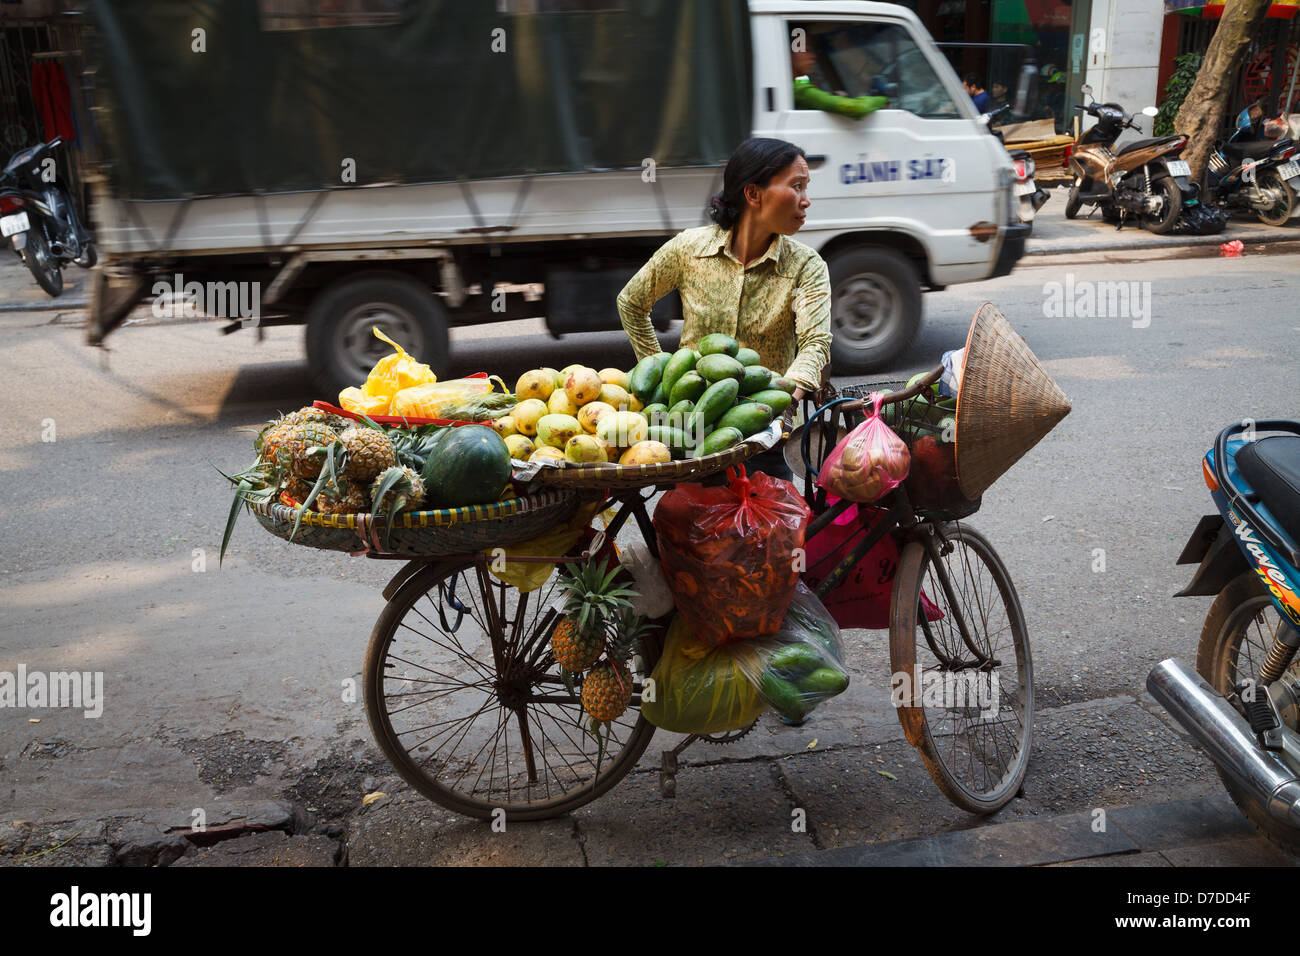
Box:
792 47 888 119
989 80 1010 111
617 138 831 481
963 74 992 112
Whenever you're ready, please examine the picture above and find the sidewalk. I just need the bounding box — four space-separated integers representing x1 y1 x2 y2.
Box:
1023 187 1298 256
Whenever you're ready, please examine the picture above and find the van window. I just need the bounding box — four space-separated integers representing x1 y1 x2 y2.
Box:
788 21 959 119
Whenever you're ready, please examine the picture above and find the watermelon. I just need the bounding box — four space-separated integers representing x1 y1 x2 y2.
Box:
422 425 512 509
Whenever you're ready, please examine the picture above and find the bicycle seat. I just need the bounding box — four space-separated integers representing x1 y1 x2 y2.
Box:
1116 136 1183 156
1236 435 1300 553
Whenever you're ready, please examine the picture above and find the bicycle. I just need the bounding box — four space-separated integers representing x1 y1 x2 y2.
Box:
360 363 1034 820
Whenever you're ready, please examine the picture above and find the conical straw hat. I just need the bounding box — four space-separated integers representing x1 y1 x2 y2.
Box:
956 303 1071 499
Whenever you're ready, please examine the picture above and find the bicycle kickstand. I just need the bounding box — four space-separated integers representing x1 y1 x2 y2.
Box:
660 735 700 798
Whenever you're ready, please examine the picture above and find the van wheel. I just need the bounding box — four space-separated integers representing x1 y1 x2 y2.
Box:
306 272 450 399
827 246 922 375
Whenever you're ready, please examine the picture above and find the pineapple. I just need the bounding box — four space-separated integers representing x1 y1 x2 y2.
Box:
370 466 425 514
580 610 652 724
257 417 299 463
550 559 636 672
281 475 315 504
316 478 370 515
339 426 397 483
276 421 339 479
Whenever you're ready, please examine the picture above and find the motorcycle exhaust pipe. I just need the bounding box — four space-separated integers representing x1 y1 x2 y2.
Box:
1147 658 1300 828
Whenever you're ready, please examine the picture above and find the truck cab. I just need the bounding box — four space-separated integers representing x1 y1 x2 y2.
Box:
749 1 1026 372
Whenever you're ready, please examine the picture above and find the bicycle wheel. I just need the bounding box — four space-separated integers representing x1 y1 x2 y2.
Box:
890 523 1033 813
363 556 661 821
1195 571 1300 855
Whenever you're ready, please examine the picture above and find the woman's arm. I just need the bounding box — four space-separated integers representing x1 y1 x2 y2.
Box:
783 256 833 394
616 233 685 362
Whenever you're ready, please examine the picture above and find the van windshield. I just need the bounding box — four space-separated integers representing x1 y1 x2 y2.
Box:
802 21 961 120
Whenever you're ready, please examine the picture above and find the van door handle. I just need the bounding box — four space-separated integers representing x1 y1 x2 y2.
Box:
806 155 827 168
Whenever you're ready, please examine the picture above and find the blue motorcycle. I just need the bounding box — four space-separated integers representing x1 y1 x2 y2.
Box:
1149 420 1300 855
1206 105 1300 226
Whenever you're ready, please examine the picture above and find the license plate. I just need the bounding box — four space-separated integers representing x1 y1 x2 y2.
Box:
1166 160 1191 177
1015 181 1037 195
0 212 29 238
1278 160 1300 180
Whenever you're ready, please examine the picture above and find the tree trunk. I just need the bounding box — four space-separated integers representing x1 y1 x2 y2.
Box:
1174 0 1272 184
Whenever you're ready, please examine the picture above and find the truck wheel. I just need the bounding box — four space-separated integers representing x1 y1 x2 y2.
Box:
306 272 450 399
827 246 922 375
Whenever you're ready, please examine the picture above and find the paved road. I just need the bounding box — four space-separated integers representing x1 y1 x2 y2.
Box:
1 238 1298 866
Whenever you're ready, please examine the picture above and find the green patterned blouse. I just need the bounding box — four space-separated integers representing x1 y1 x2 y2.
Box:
616 224 832 392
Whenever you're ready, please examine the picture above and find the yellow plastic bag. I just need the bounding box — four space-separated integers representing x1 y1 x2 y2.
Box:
641 614 768 735
389 379 497 420
487 502 605 592
361 328 436 403
338 386 392 417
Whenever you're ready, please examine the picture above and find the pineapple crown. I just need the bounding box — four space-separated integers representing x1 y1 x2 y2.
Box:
605 606 653 663
560 558 638 637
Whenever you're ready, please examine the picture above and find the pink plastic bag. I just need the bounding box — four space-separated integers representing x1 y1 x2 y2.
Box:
816 393 910 503
801 503 944 629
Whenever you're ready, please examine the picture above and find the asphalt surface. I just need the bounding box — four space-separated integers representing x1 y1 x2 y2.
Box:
1 211 1298 866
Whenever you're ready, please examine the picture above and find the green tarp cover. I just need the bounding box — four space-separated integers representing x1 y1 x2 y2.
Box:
86 0 752 200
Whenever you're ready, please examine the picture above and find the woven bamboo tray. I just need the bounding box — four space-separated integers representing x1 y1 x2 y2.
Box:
525 425 781 490
249 488 580 556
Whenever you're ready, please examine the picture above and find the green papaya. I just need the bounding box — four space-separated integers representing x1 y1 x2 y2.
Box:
667 398 695 418
768 644 823 680
748 389 793 416
735 347 762 367
697 333 739 358
660 347 697 404
697 353 745 386
738 365 773 395
796 667 850 697
758 672 809 721
686 378 740 434
627 354 665 404
647 425 690 459
715 403 774 438
668 371 707 407
771 378 798 395
698 426 743 456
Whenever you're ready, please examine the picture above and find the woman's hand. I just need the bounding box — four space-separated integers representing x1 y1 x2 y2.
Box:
792 387 807 401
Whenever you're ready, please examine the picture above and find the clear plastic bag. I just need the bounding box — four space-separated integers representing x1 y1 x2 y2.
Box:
736 583 850 722
389 378 497 420
816 393 910 503
641 614 768 735
653 465 812 646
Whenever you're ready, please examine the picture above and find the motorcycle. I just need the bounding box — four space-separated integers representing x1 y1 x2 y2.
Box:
1206 104 1300 226
1063 85 1206 235
1149 420 1300 855
982 105 1049 232
0 136 96 297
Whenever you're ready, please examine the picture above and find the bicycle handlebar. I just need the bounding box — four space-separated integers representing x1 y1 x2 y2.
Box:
837 364 945 415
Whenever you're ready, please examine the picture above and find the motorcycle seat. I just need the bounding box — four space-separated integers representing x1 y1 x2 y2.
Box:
1115 136 1183 157
1223 139 1281 163
1236 435 1300 552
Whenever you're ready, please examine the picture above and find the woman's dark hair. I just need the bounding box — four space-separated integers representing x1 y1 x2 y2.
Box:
708 137 806 230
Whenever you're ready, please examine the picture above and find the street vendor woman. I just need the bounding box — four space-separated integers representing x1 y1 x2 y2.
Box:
616 137 832 479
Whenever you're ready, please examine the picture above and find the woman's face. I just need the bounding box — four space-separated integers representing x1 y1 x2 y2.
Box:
747 156 811 235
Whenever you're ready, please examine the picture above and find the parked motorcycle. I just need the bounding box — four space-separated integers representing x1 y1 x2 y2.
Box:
982 105 1049 232
1149 420 1300 855
1206 104 1300 226
1063 85 1201 235
0 136 96 297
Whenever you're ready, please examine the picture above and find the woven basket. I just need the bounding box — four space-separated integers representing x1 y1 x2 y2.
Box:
526 428 779 490
249 488 580 556
956 303 1072 499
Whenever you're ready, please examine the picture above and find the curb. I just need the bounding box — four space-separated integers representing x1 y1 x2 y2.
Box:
1025 230 1300 257
744 794 1297 867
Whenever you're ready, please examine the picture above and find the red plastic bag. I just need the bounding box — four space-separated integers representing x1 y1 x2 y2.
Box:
654 465 812 646
801 503 945 629
816 393 910 503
